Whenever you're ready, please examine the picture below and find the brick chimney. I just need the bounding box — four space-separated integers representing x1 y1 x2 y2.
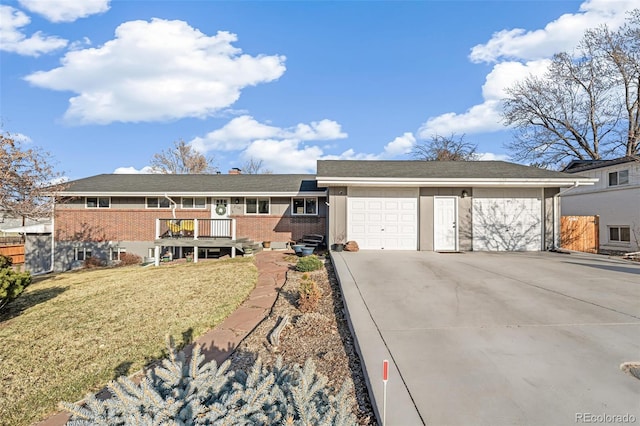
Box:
228 167 242 175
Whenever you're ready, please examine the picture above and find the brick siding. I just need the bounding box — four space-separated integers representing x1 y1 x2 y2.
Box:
54 209 212 241
235 215 326 242
55 209 326 243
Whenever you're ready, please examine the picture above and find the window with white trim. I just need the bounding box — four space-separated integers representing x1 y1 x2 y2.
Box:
609 226 631 243
181 197 206 209
608 170 629 186
246 197 270 214
146 197 171 208
110 248 126 261
74 248 92 261
292 197 318 215
86 197 110 208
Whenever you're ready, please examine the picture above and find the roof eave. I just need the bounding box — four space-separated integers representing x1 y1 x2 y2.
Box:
316 177 598 187
57 190 327 197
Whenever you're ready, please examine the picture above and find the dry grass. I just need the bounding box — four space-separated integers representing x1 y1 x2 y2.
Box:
0 257 257 426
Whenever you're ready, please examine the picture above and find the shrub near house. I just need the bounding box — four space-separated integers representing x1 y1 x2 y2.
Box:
0 254 31 310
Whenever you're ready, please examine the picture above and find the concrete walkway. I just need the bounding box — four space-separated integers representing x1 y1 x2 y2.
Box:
38 251 289 426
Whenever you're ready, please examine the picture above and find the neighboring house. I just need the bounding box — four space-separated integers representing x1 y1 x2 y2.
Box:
561 156 640 254
316 160 596 252
53 173 326 271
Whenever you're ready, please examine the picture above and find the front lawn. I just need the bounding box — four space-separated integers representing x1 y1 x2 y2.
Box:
0 257 257 426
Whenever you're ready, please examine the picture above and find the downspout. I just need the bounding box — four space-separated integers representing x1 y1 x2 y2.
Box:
552 182 581 250
164 194 178 219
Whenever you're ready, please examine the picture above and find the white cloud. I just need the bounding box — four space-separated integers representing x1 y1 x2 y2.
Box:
477 152 511 161
0 5 67 56
242 139 323 174
113 166 156 174
419 1 635 139
418 100 504 137
190 115 347 152
469 0 634 63
18 0 110 23
24 19 286 124
382 132 416 157
191 117 414 173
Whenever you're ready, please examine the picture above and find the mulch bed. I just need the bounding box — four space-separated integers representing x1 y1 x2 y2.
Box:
227 252 377 425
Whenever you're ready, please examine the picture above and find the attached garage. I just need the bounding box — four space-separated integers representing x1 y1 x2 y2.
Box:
347 188 418 250
317 160 597 252
472 188 543 251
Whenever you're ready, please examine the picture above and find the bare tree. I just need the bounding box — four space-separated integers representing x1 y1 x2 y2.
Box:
0 133 66 224
150 139 217 174
241 158 273 174
503 10 639 168
411 134 479 161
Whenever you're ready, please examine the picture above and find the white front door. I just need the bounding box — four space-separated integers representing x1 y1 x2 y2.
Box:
434 196 458 251
347 188 418 250
212 198 230 219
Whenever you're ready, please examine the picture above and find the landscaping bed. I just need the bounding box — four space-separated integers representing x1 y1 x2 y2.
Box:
228 253 377 425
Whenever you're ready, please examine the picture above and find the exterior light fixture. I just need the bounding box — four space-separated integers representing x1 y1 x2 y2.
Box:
461 190 469 198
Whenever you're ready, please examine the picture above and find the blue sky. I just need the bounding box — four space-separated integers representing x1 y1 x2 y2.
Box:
1 0 636 179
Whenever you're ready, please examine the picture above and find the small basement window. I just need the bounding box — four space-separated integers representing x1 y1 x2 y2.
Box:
74 248 92 261
608 170 629 186
146 197 171 208
246 198 270 215
292 197 318 215
182 197 206 209
609 226 631 243
86 197 110 208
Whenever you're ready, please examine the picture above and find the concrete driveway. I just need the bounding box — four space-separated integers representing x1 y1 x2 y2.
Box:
332 251 640 426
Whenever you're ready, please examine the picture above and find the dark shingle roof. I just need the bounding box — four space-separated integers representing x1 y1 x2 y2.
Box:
61 174 323 195
316 160 582 179
563 156 639 173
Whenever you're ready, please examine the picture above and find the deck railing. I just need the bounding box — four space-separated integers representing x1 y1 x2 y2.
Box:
156 218 236 240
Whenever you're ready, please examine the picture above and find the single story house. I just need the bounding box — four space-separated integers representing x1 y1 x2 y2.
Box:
316 160 597 251
53 173 326 270
561 156 640 253
50 160 596 270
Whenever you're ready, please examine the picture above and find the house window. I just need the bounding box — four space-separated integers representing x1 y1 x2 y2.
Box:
146 197 171 208
75 248 92 261
86 197 110 208
292 197 318 215
608 170 629 186
110 248 126 261
182 197 206 209
609 226 631 243
246 198 270 214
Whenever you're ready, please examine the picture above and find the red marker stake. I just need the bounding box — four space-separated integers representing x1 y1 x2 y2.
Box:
383 360 389 425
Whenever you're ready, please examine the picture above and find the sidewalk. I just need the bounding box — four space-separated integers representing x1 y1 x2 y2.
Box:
37 250 289 426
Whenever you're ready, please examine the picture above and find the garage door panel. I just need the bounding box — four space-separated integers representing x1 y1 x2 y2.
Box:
473 197 541 251
348 189 418 250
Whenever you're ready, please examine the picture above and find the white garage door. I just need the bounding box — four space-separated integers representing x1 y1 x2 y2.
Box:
348 188 418 250
472 188 542 251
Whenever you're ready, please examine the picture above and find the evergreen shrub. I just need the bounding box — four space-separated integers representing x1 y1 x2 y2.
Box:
61 339 356 425
295 255 323 272
0 254 32 310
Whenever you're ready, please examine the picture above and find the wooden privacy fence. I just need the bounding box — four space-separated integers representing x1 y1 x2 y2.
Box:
561 215 599 253
0 244 25 264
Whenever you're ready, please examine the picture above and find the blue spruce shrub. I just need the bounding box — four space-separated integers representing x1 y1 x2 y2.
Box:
61 338 356 425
